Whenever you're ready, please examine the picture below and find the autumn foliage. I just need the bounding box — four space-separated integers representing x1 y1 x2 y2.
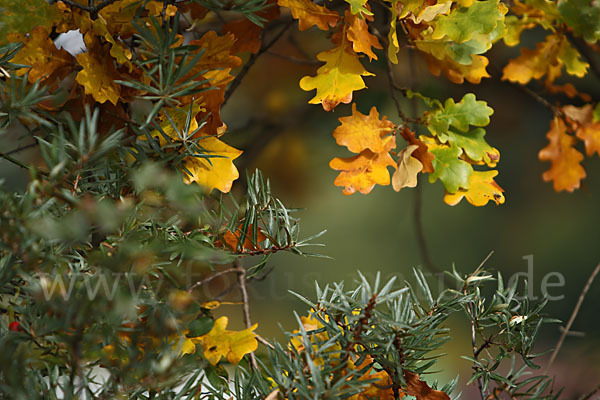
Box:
0 0 599 398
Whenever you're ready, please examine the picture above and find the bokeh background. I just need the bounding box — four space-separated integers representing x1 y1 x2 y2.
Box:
2 23 599 397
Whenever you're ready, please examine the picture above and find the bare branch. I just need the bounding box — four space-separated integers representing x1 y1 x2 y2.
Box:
546 263 600 372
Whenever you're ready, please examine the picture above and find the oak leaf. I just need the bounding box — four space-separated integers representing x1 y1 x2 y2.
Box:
424 53 490 84
562 104 600 156
10 26 73 84
330 137 396 195
538 117 586 192
182 136 243 193
278 0 341 31
75 48 121 105
181 316 258 365
444 170 504 206
431 0 507 44
392 145 423 192
345 11 382 61
403 371 450 400
333 104 395 154
399 128 435 173
223 224 267 252
423 137 472 193
299 44 373 111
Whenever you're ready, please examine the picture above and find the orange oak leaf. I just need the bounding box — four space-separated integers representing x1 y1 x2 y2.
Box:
345 10 382 61
443 170 505 206
330 137 396 195
538 117 586 192
223 224 267 252
10 26 73 84
562 104 600 156
424 53 490 84
333 104 395 154
278 0 341 31
299 44 373 111
188 31 243 72
403 371 450 400
399 127 435 173
223 19 263 54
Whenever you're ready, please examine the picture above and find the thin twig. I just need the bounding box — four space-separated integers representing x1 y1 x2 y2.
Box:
234 260 259 370
186 267 237 293
515 84 563 118
0 151 31 170
5 142 38 156
265 50 321 65
546 263 600 372
223 21 293 107
56 0 121 18
256 334 275 349
579 383 600 400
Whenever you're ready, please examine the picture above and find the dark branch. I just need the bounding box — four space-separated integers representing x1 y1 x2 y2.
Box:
223 21 293 107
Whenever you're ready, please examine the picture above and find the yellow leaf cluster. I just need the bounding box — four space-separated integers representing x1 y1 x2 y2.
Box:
180 316 258 365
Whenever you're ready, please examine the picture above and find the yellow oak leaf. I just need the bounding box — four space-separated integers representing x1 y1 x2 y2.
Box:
182 316 258 365
299 44 373 111
182 136 243 193
278 0 341 31
538 117 586 192
392 145 423 192
330 137 396 195
333 104 395 153
75 49 121 105
502 34 588 84
443 170 504 206
345 11 382 61
10 26 73 84
562 104 600 156
424 53 490 84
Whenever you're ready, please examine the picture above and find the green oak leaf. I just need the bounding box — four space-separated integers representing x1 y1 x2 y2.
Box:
431 0 507 44
444 128 499 166
558 0 600 43
427 93 494 139
344 0 373 15
594 103 600 123
428 142 473 193
557 38 589 77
